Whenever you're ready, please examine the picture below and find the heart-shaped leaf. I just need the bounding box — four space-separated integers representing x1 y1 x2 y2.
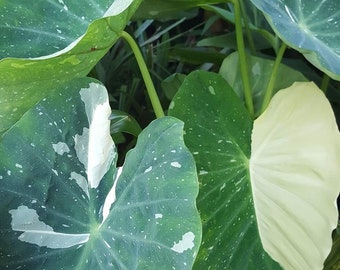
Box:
249 0 340 80
168 71 281 269
0 77 201 269
250 82 340 269
0 0 142 135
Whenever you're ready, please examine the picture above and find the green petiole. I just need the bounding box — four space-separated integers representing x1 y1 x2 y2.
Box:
260 42 287 114
121 31 165 119
230 0 254 118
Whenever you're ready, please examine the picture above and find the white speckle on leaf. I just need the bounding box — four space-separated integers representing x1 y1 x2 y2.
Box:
171 162 182 168
169 101 175 109
15 163 23 169
208 85 216 95
252 62 261 76
144 166 152 173
104 240 111 248
155 213 163 219
171 232 195 253
9 205 89 248
7 170 11 176
199 170 208 175
220 183 226 191
52 169 58 176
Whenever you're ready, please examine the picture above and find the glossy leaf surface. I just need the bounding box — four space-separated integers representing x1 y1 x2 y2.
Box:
0 0 142 135
169 71 280 269
250 0 340 80
0 77 201 269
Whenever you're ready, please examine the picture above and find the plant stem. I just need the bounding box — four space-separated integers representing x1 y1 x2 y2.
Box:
231 0 254 118
260 42 287 114
320 73 330 93
120 31 165 118
239 0 256 54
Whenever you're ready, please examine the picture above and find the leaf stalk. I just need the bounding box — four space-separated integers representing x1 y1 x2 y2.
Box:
121 31 165 118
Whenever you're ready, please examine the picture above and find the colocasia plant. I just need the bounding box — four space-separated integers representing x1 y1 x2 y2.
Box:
0 0 339 269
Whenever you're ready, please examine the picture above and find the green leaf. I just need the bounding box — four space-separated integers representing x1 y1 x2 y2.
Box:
250 82 340 269
219 52 308 116
0 0 142 136
110 110 142 137
0 0 138 58
168 71 280 269
249 0 340 80
198 32 273 51
169 47 226 66
201 4 278 52
132 0 229 21
0 77 201 269
324 224 340 270
161 73 186 101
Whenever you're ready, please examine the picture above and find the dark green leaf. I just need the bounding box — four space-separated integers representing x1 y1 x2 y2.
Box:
169 47 226 66
161 73 187 101
168 71 280 269
110 110 142 137
133 0 229 21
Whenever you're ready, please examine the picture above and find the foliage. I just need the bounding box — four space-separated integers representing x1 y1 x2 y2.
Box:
1 0 340 269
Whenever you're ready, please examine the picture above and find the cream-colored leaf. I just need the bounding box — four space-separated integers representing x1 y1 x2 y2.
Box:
250 82 340 269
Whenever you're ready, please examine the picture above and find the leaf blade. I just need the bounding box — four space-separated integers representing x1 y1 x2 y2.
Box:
250 82 340 269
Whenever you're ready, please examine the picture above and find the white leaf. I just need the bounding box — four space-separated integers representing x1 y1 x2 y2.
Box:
250 82 340 269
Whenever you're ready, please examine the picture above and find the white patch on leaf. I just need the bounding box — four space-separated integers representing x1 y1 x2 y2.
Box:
69 172 89 198
144 166 152 173
101 166 123 225
52 142 70 155
249 82 340 270
155 213 163 219
171 161 182 168
74 83 115 189
171 232 195 253
104 0 134 17
9 205 89 248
